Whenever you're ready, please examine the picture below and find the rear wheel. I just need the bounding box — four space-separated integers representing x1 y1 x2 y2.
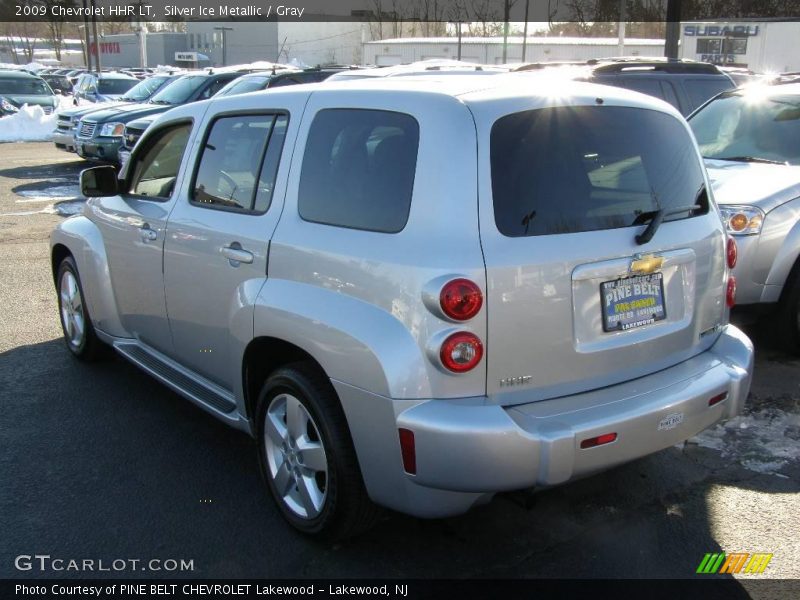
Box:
774 271 800 353
256 363 381 539
56 256 105 361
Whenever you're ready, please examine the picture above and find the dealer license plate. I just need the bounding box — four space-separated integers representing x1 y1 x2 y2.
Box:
600 272 666 332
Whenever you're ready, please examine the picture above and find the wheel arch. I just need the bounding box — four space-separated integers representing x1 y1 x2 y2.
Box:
242 336 328 429
50 215 127 338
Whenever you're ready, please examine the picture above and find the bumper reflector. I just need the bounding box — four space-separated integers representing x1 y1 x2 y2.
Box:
580 432 618 449
709 392 728 406
398 428 416 474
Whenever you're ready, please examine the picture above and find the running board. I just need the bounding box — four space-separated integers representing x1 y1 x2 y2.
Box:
115 342 237 415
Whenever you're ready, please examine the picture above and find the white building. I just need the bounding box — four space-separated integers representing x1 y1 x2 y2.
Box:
680 20 800 73
186 21 372 67
363 36 665 66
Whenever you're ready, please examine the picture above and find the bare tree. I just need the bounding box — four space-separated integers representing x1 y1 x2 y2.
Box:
37 0 78 61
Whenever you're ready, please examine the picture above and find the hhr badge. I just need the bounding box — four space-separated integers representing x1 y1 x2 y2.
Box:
500 375 533 388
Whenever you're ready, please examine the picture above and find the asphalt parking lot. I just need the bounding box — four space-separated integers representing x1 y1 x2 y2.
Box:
0 143 798 587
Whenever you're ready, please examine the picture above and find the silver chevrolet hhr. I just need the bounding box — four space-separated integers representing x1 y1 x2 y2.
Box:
50 75 754 539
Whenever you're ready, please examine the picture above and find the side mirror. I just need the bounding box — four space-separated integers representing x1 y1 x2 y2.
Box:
80 166 119 197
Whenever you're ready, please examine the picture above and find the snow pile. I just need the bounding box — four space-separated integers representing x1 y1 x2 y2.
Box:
690 407 800 476
0 95 75 143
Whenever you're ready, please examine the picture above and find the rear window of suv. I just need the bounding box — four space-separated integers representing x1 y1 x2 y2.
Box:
490 106 707 237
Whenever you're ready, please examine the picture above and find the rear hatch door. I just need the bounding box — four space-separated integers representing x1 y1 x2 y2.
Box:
468 92 728 405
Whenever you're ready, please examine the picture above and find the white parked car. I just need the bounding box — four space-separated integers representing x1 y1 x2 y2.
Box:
689 83 800 350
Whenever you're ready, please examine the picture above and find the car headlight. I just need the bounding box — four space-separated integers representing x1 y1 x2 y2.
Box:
718 205 765 235
0 97 18 113
99 122 125 137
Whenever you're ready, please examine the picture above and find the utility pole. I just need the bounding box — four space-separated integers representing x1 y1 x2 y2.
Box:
457 21 462 61
213 26 233 66
665 0 682 59
617 0 626 57
521 0 530 62
81 0 92 70
90 0 100 71
136 0 148 68
502 0 510 64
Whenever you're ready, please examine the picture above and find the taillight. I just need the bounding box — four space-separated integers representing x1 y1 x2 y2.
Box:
726 237 737 269
440 331 483 373
726 276 736 308
440 278 482 321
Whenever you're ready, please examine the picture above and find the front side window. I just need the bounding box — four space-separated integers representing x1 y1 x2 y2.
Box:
98 79 137 95
192 114 287 212
129 123 192 200
298 109 419 233
491 106 707 237
689 92 800 165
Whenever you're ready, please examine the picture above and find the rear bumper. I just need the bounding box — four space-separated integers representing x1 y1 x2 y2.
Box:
337 324 753 518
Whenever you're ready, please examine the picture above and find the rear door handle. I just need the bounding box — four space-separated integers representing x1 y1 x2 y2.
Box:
139 225 157 242
221 244 254 265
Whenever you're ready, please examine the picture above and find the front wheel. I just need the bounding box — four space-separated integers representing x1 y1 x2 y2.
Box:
256 363 381 539
56 256 105 361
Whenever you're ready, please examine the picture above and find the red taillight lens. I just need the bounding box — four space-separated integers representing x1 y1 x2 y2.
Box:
398 428 416 474
726 276 737 308
580 432 618 449
440 331 483 373
726 237 738 269
440 278 483 321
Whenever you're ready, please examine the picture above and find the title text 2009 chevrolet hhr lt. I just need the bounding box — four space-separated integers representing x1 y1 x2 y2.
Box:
51 76 754 538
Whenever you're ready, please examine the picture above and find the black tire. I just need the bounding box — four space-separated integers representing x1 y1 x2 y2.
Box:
56 256 106 361
774 270 800 354
255 362 381 539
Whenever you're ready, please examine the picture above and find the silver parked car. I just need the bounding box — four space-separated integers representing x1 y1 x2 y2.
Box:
51 76 753 538
689 83 800 350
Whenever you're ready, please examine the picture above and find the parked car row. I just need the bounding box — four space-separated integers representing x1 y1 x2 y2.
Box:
53 63 766 539
52 66 355 166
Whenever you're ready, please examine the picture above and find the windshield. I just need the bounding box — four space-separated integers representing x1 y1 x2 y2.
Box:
689 92 800 165
120 76 170 101
0 78 51 95
149 75 206 105
97 78 137 95
215 76 271 97
491 106 707 237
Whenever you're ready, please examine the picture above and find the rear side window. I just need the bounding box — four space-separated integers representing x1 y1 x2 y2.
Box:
490 106 707 237
684 78 733 110
192 113 288 213
605 77 664 100
298 109 419 233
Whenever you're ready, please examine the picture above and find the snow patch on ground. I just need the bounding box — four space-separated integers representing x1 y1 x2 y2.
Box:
0 95 77 143
690 407 800 476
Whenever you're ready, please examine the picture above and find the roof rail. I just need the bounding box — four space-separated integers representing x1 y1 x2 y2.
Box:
590 58 722 75
513 61 588 72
